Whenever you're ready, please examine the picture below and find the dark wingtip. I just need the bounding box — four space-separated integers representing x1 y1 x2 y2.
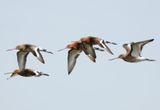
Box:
68 72 71 75
92 58 96 63
90 60 96 63
144 38 154 44
68 69 71 75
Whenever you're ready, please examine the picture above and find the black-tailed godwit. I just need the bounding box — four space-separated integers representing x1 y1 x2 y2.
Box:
7 44 53 70
109 39 155 62
58 41 102 74
80 36 117 56
5 68 49 79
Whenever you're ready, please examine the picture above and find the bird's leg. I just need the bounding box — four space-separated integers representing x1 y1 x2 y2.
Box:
94 47 104 51
105 41 117 45
145 58 156 61
36 71 49 77
41 73 49 76
41 49 53 54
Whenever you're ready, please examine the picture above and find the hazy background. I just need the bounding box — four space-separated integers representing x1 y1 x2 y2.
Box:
0 0 159 110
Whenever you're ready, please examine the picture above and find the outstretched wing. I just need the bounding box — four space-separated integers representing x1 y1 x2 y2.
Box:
17 51 29 70
131 39 154 57
82 42 96 62
68 49 81 75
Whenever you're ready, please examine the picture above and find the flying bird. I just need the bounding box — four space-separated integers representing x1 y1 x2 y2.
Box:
7 44 53 70
80 36 117 56
109 39 155 62
58 41 85 74
5 68 49 79
58 40 102 75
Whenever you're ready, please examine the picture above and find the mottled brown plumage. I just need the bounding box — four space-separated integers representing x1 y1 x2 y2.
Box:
58 40 102 75
80 36 116 57
5 68 49 79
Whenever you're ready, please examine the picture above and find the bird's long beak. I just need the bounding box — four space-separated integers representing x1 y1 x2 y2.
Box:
4 72 12 75
6 48 17 51
57 47 67 52
6 77 12 80
5 72 17 80
105 41 117 45
4 72 12 80
109 57 119 61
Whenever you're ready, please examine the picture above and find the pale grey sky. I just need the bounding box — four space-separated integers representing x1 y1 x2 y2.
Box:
0 0 160 110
